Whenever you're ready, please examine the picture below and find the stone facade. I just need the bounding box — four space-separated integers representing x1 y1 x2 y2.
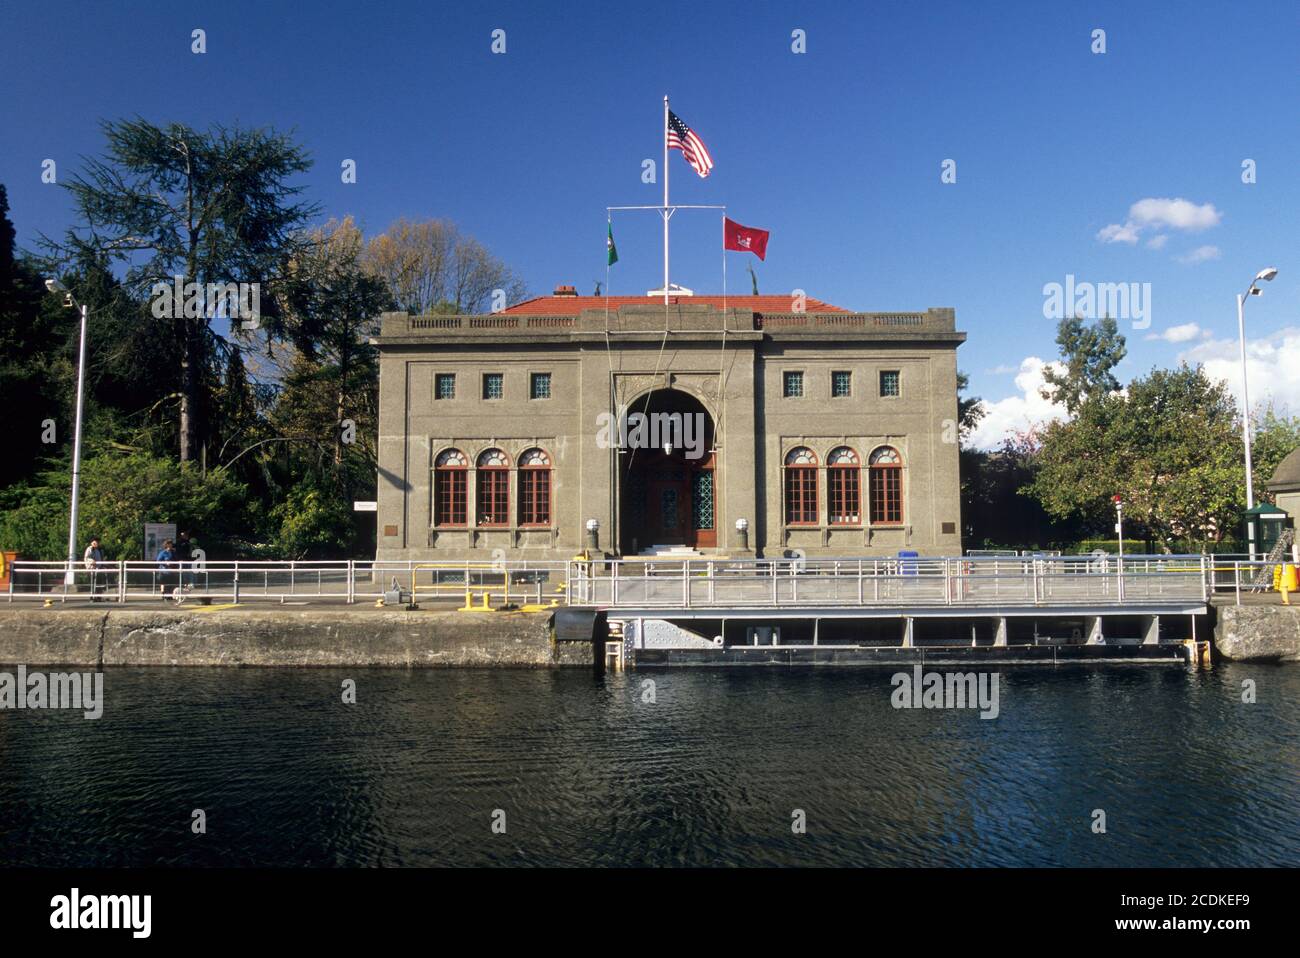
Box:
373 296 966 560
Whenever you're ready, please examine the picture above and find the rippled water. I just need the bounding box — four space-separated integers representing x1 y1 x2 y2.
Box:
1 663 1297 866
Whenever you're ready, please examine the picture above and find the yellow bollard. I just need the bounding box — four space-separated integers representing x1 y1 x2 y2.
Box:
1280 564 1298 606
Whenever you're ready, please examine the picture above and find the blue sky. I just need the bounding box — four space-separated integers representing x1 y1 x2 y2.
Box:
2 0 1298 446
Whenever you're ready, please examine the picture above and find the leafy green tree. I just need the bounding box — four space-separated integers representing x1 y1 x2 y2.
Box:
1028 364 1243 550
1251 403 1300 501
45 118 318 462
1040 314 1127 413
0 450 246 559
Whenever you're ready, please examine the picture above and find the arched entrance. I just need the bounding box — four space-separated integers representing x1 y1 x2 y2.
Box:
618 389 716 554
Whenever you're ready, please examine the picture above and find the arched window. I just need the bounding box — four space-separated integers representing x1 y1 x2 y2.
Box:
827 446 861 525
518 448 551 526
783 447 818 525
476 449 510 526
434 449 468 526
869 446 903 525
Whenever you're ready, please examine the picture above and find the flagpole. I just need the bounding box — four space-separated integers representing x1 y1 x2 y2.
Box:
721 213 727 313
663 94 670 305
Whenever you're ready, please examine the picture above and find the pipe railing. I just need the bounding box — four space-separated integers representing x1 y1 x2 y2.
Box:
3 554 1288 607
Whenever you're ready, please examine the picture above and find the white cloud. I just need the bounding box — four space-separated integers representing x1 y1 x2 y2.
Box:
968 357 1069 450
1097 196 1222 246
1096 222 1140 245
1145 322 1203 343
985 363 1019 375
1145 235 1168 250
1177 244 1221 265
1129 197 1221 232
1180 326 1300 414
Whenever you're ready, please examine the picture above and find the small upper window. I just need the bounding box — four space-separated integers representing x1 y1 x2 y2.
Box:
783 371 804 398
831 371 852 398
483 373 504 400
879 370 901 397
435 374 455 400
530 372 551 399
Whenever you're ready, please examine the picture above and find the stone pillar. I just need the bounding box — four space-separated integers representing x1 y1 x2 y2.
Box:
1142 615 1160 646
994 616 1008 647
1085 616 1104 645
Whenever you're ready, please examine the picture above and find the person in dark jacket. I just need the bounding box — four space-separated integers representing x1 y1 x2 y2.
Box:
156 539 176 597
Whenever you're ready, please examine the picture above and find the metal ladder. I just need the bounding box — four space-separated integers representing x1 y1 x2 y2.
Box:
1250 527 1296 589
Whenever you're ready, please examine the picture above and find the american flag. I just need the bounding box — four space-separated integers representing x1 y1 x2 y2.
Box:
667 110 714 178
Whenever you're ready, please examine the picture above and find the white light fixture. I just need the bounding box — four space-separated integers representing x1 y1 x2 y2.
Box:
585 518 599 532
735 518 749 531
1255 267 1278 283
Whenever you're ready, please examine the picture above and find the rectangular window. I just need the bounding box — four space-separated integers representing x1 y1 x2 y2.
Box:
831 370 852 398
477 470 509 526
870 467 902 524
482 373 504 400
530 372 551 400
435 374 455 400
784 468 817 524
829 469 861 524
519 469 551 525
435 470 466 526
880 370 901 397
783 371 804 398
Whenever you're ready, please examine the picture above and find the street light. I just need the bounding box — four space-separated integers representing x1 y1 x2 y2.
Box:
1236 266 1278 561
46 278 89 587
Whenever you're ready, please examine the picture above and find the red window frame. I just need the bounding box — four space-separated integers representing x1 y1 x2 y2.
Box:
434 450 468 527
476 449 510 527
869 448 903 525
828 448 861 525
518 450 551 526
783 448 818 525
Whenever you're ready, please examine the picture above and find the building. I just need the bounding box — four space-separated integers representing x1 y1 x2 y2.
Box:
373 288 966 560
1267 446 1300 527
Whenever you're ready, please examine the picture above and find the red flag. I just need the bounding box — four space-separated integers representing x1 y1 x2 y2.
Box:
724 217 770 260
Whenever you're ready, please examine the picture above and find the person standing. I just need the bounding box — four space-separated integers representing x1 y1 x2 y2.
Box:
83 537 104 601
156 539 176 597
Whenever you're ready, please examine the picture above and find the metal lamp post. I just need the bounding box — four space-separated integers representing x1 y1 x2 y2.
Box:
1113 495 1124 560
46 279 89 587
1236 266 1278 561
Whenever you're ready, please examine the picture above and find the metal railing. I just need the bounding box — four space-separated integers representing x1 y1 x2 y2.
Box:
4 559 570 606
3 554 1288 608
564 555 1217 609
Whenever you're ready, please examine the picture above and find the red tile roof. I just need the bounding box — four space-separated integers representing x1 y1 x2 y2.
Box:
503 295 848 315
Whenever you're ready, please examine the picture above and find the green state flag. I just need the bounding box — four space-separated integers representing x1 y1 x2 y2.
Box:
607 222 618 266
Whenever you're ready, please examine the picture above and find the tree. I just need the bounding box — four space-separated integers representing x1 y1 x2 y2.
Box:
1251 403 1300 501
1040 314 1127 413
364 217 525 314
0 450 247 560
45 118 318 462
0 183 64 488
1028 364 1243 550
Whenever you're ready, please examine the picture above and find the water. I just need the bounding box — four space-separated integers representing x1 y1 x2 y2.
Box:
1 664 1297 867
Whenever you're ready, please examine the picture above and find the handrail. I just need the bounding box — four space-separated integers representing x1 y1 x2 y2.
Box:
1 554 1277 607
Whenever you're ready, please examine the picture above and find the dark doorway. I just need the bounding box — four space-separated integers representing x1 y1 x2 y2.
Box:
618 389 716 554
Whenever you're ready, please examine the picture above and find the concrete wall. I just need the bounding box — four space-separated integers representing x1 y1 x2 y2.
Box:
0 610 589 668
1215 605 1300 662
